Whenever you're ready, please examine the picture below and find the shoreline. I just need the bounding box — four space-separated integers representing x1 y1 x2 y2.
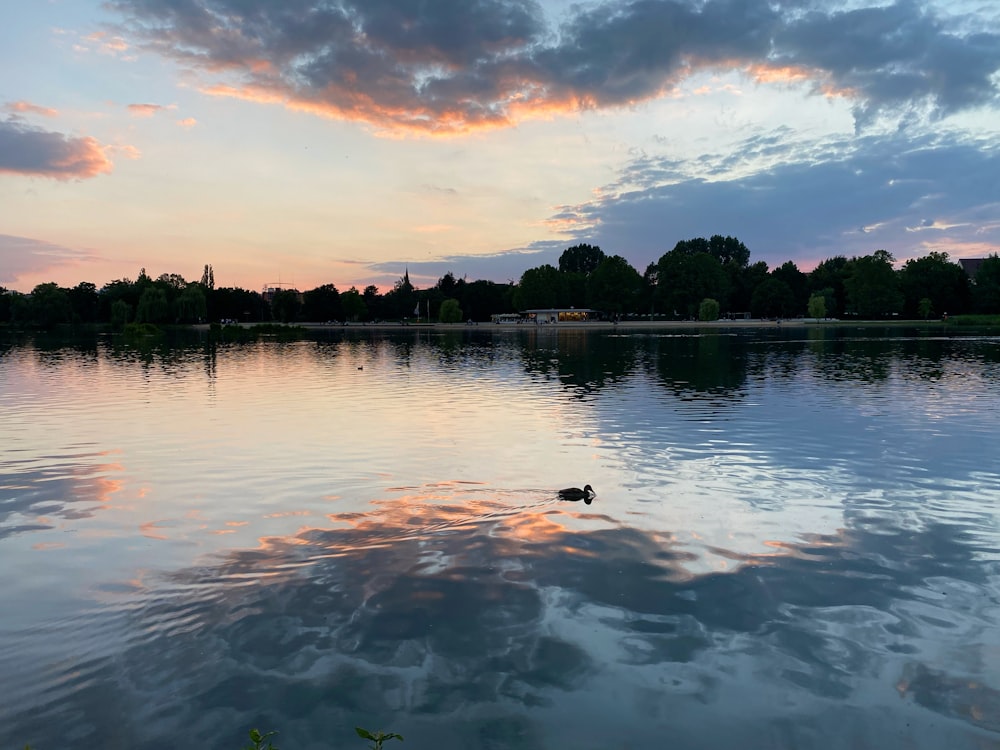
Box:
196 318 946 333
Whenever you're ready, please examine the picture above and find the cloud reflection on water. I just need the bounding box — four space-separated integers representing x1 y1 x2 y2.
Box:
9 481 997 749
2 329 1000 750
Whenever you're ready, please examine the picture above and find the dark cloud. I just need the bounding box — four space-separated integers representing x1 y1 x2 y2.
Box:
539 130 1000 271
774 2 1000 125
0 118 113 179
376 130 1000 281
108 0 1000 133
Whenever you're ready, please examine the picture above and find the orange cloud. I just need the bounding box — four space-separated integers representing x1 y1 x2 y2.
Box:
745 63 855 100
5 100 58 117
176 117 198 128
0 126 114 180
128 103 174 117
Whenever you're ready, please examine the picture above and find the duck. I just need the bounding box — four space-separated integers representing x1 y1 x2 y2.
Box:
558 484 595 504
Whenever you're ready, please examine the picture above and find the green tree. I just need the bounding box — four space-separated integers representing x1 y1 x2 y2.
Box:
898 251 970 318
699 298 720 321
28 282 72 328
212 286 262 322
707 235 751 267
558 244 606 275
111 298 131 328
514 264 566 310
460 279 513 321
656 250 728 319
135 287 170 323
270 289 301 323
587 255 642 315
844 250 903 318
807 293 827 320
917 297 934 320
751 277 794 318
0 287 12 323
200 264 215 290
439 298 463 323
809 256 849 317
174 284 207 323
341 287 368 322
771 260 809 316
99 278 142 323
730 260 769 314
302 284 341 321
973 254 1000 313
68 282 99 323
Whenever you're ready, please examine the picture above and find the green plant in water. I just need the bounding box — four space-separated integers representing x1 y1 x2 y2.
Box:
356 726 404 750
244 728 279 750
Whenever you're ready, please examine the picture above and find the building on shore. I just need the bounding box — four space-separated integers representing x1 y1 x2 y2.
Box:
523 308 598 324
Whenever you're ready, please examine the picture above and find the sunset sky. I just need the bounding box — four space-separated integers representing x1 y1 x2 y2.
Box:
2 0 999 293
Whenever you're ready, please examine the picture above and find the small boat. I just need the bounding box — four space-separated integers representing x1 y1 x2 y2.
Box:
558 484 595 504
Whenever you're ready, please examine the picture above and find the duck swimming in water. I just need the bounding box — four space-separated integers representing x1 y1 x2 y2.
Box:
558 484 595 504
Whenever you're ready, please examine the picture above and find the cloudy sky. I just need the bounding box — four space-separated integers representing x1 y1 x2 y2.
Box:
1 0 999 293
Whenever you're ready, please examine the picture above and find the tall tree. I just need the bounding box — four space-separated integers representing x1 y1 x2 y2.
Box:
898 252 970 318
751 277 795 318
302 284 342 322
771 261 809 316
175 284 207 323
587 255 642 315
438 298 463 323
809 256 849 317
270 289 301 323
844 250 903 318
558 244 606 275
973 254 1000 313
341 287 368 322
136 287 170 323
68 282 99 323
707 235 751 267
0 287 12 323
28 283 72 328
656 250 728 319
514 265 566 310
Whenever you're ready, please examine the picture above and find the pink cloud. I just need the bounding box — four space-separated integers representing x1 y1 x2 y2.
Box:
127 103 174 117
5 101 59 117
0 118 113 179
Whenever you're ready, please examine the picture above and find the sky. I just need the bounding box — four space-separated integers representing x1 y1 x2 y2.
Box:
1 0 999 294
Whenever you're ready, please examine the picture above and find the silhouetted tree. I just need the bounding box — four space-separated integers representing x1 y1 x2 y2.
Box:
809 256 849 316
514 264 566 310
28 283 72 328
341 287 368 322
751 277 795 318
302 284 341 322
175 284 207 323
973 255 1000 313
587 255 642 314
200 264 215 290
656 249 728 318
439 298 462 323
0 287 12 323
68 282 99 323
844 250 903 318
898 252 970 318
136 287 170 324
558 244 606 275
771 260 809 316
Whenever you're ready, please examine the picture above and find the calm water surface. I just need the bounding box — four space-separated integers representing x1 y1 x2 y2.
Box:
1 327 999 750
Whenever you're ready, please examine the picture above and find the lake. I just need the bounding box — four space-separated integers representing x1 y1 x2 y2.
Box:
1 325 999 750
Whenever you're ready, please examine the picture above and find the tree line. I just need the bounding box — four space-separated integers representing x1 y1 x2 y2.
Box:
3 241 999 329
